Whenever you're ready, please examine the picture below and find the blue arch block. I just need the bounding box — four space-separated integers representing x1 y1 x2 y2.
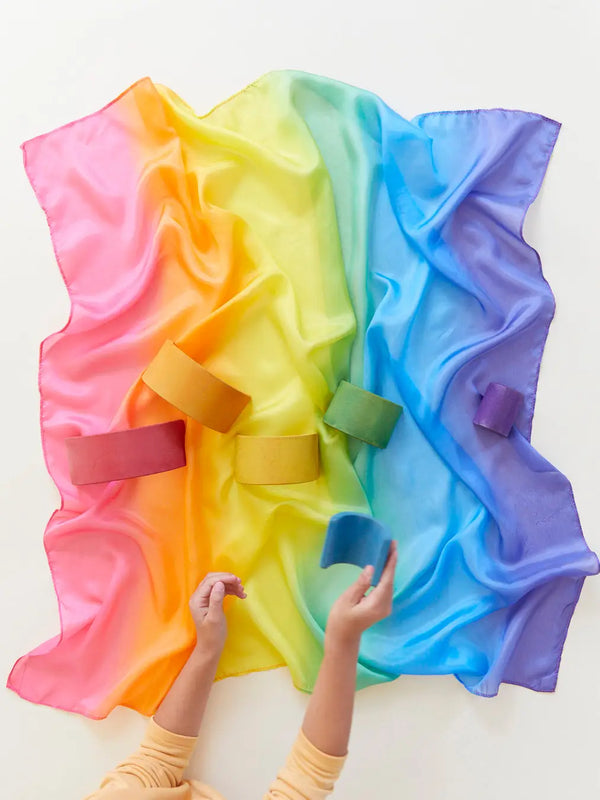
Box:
320 512 392 586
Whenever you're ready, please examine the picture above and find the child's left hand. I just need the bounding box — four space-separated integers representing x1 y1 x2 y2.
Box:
189 573 246 655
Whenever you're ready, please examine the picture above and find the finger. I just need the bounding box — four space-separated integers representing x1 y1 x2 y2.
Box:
202 572 243 588
206 581 226 620
191 574 245 606
363 543 397 613
363 541 397 598
370 540 396 589
193 578 246 606
220 578 246 599
379 541 398 589
347 565 375 604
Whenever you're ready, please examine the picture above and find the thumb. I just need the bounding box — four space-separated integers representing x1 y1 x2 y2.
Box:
347 565 374 604
207 581 225 620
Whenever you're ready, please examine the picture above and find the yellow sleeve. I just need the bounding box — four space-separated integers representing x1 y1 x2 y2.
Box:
84 718 197 797
264 728 347 800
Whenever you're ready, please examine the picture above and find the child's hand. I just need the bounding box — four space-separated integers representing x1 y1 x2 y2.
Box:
189 573 246 656
325 540 398 649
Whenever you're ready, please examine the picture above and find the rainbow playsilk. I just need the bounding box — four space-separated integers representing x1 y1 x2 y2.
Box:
8 70 598 718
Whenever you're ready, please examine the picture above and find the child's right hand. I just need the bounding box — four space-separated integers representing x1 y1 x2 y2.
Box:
325 540 398 648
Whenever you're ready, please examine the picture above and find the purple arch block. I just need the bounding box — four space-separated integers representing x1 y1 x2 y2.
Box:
473 382 524 437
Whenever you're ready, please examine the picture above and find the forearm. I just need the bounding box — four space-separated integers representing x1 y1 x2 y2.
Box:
154 645 220 737
301 633 360 757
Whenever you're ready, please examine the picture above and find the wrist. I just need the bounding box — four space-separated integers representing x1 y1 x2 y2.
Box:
190 640 223 668
324 627 361 658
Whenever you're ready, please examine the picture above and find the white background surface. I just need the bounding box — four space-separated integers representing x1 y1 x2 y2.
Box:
1 1 599 798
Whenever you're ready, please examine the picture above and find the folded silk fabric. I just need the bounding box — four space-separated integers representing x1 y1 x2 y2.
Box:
8 70 598 718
